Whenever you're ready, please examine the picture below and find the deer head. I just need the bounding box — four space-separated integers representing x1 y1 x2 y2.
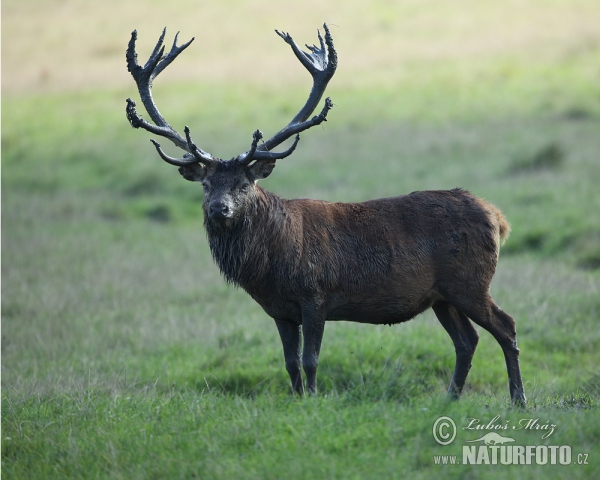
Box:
126 25 337 229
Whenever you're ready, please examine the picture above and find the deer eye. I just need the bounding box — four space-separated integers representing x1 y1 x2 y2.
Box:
201 181 211 190
239 181 251 192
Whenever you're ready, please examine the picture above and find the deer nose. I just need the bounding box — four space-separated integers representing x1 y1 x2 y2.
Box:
209 201 231 220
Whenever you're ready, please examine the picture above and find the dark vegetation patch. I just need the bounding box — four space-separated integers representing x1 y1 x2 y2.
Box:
561 106 594 122
144 204 172 223
507 142 565 174
504 227 600 270
122 171 168 197
572 231 600 271
519 231 548 251
503 228 554 255
576 251 600 271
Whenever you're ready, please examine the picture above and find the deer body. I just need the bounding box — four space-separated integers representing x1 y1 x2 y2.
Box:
126 24 526 404
207 186 503 327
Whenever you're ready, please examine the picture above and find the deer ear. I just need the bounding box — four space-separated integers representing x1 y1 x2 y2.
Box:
178 164 207 182
248 159 276 180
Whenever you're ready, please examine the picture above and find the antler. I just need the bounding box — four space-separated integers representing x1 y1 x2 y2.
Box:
126 28 215 165
237 23 337 165
126 25 337 167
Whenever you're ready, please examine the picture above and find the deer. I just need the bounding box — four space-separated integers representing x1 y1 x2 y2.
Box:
125 24 526 405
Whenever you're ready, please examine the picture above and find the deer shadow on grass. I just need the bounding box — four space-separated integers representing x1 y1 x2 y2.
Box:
170 356 442 401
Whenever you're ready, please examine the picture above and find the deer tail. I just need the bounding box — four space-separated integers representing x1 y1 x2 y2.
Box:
496 208 511 246
476 196 511 248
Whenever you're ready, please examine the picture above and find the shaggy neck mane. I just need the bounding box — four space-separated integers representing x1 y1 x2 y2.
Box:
204 187 288 288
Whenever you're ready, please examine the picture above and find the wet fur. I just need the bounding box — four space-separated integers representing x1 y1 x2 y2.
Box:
207 187 506 325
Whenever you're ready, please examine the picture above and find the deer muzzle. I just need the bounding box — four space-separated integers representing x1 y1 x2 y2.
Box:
208 199 233 220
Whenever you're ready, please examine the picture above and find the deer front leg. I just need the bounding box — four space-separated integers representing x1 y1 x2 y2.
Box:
300 305 326 395
275 319 304 395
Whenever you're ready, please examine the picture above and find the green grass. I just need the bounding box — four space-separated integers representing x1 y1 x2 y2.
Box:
4 391 598 479
3 1 600 478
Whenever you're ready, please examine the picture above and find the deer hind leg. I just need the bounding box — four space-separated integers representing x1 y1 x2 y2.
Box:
275 319 304 395
454 295 526 406
433 301 479 399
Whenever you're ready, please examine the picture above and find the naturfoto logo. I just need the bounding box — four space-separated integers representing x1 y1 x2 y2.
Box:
432 415 590 467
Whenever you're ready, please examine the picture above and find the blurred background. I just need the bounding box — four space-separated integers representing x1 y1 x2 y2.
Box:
4 0 600 95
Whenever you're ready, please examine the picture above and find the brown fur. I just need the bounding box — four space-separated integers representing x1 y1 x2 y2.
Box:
209 187 502 326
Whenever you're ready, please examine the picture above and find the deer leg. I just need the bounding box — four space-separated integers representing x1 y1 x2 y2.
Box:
300 306 326 395
456 296 526 406
491 304 527 406
275 319 304 395
433 301 479 399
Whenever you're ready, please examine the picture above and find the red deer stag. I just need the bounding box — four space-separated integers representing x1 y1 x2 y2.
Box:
125 24 526 405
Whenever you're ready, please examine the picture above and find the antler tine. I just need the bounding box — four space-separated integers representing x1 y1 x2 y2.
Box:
237 130 264 165
152 31 195 80
126 28 215 165
255 23 337 154
253 134 301 161
183 126 216 163
236 129 302 163
238 97 331 164
235 24 337 165
237 130 303 164
150 139 199 166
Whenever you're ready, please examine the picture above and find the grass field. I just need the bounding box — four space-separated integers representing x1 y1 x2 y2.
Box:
2 0 600 478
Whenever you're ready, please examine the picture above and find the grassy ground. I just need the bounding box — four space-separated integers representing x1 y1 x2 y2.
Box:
3 0 600 478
